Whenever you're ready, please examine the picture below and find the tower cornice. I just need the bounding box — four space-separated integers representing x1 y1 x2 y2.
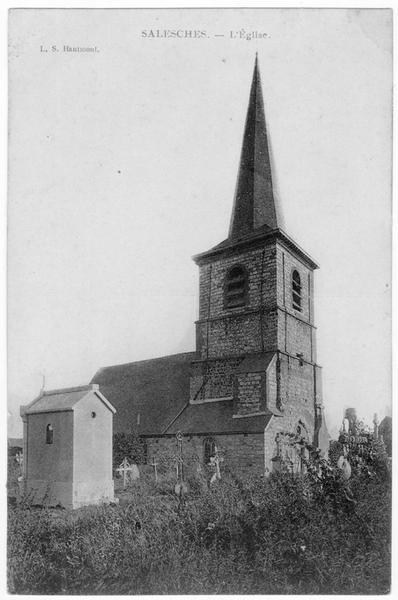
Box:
193 227 318 270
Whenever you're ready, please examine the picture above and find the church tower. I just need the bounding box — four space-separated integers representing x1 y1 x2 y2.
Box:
92 56 329 475
190 56 325 452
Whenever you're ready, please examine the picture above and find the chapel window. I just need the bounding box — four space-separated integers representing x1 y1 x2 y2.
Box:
292 270 302 312
224 265 248 309
203 437 217 465
46 424 53 445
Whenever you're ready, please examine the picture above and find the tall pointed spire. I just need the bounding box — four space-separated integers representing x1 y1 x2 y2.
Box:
229 55 279 239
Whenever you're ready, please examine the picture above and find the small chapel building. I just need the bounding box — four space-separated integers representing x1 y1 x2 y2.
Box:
91 57 329 476
20 384 116 508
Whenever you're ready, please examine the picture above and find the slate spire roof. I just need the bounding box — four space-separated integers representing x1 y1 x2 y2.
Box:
229 54 280 240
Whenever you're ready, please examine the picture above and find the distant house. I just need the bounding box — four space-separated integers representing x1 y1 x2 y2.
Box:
7 437 23 456
20 384 116 509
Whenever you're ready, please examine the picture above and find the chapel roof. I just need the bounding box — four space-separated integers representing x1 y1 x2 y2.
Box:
21 384 115 415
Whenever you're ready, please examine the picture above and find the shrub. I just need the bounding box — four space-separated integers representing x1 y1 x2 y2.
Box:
8 430 391 595
113 433 147 471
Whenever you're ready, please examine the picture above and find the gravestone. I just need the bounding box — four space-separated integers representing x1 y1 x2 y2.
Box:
116 457 139 488
209 447 224 485
337 455 351 480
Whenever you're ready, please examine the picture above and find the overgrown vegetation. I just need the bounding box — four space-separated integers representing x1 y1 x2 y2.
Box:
113 432 147 471
8 434 391 594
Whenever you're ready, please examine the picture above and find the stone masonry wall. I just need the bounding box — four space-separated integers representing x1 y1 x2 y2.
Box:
196 308 278 359
276 243 313 324
184 239 322 476
196 245 278 357
278 353 315 412
146 433 265 478
190 358 241 401
198 246 277 320
197 242 316 364
235 372 263 415
275 242 315 362
262 352 317 472
284 312 313 362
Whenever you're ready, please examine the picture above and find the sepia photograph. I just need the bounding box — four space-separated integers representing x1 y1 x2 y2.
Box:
7 7 392 594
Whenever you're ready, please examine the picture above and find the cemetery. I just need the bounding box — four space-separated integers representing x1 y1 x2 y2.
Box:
7 407 391 595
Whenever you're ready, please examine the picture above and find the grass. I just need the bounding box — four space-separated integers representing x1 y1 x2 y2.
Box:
8 463 391 595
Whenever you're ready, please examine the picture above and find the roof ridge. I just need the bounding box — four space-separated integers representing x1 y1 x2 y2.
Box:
95 351 197 372
42 384 97 396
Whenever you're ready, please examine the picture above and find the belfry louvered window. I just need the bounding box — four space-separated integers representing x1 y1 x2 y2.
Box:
292 270 302 311
224 265 248 309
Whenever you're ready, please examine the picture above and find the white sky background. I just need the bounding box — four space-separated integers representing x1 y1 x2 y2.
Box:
8 8 392 438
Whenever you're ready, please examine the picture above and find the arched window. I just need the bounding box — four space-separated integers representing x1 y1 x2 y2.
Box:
203 437 217 465
46 424 53 445
224 265 248 309
292 270 302 311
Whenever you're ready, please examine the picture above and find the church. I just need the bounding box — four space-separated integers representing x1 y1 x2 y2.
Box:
91 56 329 476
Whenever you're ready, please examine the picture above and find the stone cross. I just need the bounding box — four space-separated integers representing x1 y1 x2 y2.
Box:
151 458 158 483
209 447 224 485
116 457 133 489
174 431 188 501
175 431 184 484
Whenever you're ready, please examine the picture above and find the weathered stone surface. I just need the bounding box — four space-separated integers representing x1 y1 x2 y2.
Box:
183 227 324 473
146 433 266 478
131 60 326 475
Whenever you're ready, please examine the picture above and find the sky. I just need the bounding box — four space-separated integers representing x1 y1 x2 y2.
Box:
8 8 392 438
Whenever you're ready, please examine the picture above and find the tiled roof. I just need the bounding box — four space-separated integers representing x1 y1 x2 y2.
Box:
237 352 275 373
164 399 272 436
23 385 94 414
91 352 197 436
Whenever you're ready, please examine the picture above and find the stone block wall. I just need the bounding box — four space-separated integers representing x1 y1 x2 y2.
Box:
145 432 265 478
284 312 313 362
275 242 316 363
278 353 316 412
263 356 316 472
190 358 241 401
198 246 278 321
196 241 316 365
196 308 279 359
196 244 279 358
235 372 264 415
276 243 313 324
